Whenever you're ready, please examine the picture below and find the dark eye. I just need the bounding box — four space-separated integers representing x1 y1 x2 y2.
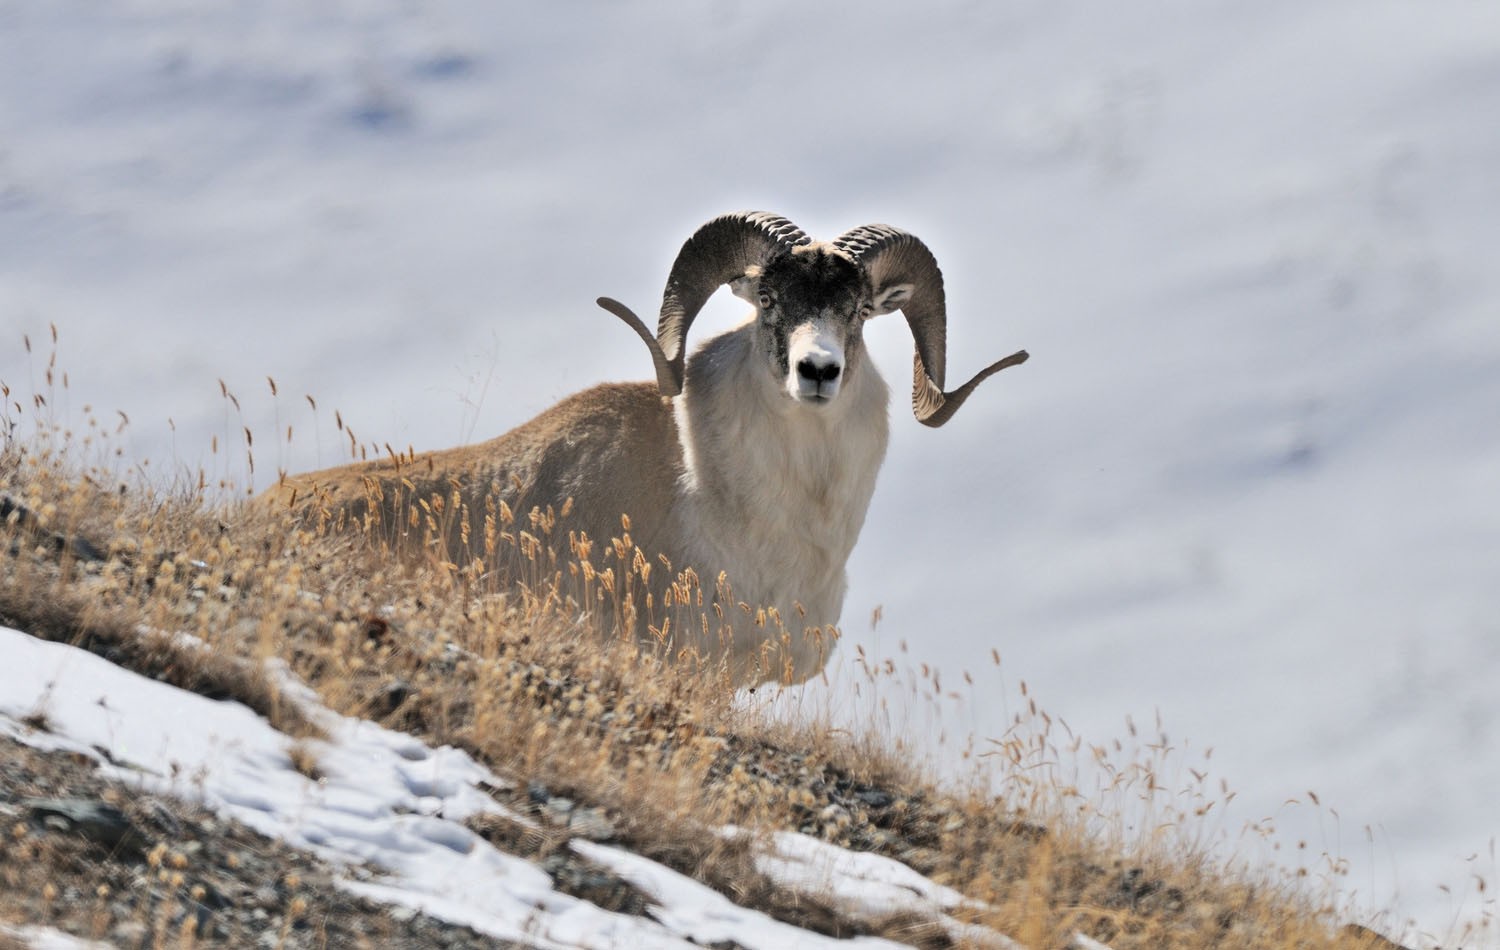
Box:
758 292 774 310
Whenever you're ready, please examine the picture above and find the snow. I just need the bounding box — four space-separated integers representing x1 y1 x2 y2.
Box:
570 841 920 950
1 625 1010 949
726 828 1024 950
0 922 114 950
3 0 1498 942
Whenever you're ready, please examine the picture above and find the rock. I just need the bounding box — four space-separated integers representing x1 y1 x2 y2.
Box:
543 796 576 821
855 787 894 809
375 678 413 716
26 798 147 857
566 807 617 842
112 920 149 944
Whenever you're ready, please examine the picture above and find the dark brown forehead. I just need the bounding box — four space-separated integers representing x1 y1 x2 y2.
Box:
760 245 867 312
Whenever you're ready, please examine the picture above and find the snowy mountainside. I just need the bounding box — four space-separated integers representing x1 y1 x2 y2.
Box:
2 0 1499 938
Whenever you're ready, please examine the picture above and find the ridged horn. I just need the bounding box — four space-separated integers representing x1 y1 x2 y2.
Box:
597 212 811 397
834 224 1028 427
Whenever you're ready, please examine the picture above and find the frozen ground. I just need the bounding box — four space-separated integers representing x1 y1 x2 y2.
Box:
2 0 1498 941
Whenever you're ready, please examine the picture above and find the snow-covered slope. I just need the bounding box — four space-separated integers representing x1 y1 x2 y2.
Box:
3 0 1498 938
0 626 1022 949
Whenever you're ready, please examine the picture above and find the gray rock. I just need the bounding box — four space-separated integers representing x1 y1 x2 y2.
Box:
566 807 617 842
25 797 147 856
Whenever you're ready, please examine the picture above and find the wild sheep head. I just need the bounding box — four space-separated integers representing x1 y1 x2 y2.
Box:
597 211 1028 426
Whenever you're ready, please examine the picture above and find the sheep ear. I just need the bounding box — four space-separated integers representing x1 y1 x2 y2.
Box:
728 266 763 303
870 282 914 316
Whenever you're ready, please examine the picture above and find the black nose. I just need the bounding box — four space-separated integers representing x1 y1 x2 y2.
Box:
797 359 841 384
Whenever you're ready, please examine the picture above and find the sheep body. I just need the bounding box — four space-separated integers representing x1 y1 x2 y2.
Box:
264 212 1027 685
269 317 885 684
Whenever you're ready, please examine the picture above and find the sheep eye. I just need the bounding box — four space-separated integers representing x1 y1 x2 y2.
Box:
758 293 774 310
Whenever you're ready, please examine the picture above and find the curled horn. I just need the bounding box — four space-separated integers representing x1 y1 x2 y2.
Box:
597 212 811 397
834 225 1029 427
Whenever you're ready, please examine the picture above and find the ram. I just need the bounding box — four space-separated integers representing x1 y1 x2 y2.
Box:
264 212 1027 685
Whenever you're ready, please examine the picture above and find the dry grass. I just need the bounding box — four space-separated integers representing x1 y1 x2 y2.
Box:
2 337 1491 950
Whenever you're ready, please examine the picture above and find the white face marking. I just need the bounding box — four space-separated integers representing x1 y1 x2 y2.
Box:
733 245 875 409
785 318 846 404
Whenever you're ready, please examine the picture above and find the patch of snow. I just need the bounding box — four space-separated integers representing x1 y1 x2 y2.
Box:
571 840 910 950
0 922 115 950
726 827 1023 949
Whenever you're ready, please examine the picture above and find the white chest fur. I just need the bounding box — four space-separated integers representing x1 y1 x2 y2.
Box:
673 326 890 634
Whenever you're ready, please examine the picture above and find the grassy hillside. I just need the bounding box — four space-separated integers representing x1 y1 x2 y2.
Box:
0 363 1461 949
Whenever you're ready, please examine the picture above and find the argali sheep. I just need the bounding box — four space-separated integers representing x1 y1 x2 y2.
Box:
263 211 1028 685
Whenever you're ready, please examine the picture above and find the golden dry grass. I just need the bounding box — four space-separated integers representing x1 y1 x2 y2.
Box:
2 337 1490 949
